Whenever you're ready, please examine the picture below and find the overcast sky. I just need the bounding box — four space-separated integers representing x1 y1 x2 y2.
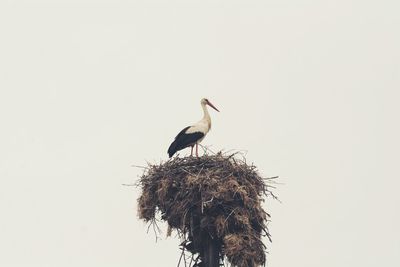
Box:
0 1 399 266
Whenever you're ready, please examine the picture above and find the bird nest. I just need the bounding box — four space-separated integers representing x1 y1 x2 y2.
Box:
137 152 277 267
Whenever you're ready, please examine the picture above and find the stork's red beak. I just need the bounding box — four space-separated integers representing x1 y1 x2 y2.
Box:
206 100 220 112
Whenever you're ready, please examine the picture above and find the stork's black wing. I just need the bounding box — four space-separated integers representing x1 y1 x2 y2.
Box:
168 126 204 158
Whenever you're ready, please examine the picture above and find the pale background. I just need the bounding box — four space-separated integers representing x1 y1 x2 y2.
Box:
0 1 399 266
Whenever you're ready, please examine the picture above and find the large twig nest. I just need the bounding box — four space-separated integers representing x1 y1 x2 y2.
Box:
137 152 277 267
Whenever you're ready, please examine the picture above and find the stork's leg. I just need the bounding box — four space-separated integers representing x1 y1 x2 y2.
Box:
196 143 199 157
190 146 194 156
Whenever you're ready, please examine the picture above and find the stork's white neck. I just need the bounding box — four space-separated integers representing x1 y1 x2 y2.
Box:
201 103 211 129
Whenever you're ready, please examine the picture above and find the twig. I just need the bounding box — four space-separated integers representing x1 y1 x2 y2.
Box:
131 164 148 169
224 208 237 224
201 196 214 213
188 254 194 267
177 246 185 267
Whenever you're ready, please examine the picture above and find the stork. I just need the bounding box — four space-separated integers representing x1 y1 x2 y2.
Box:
168 98 219 158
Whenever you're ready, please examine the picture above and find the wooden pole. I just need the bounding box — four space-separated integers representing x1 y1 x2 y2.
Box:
190 213 220 267
203 234 219 267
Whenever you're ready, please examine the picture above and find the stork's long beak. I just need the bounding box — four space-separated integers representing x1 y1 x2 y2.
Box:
207 100 220 112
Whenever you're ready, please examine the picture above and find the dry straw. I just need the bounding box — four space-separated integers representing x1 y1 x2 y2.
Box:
137 151 277 267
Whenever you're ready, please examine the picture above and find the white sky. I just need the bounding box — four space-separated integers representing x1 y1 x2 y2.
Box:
0 1 399 266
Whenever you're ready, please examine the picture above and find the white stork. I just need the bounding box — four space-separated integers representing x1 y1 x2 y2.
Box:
168 98 219 158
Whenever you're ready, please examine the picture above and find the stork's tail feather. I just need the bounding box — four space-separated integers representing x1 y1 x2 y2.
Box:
167 140 178 158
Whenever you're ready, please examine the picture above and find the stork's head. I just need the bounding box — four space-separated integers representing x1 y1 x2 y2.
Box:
201 98 220 112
